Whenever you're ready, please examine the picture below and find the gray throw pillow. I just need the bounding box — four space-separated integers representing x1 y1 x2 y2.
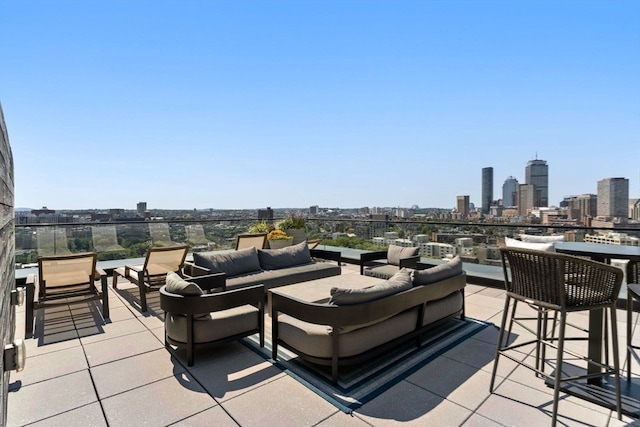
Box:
193 247 262 277
164 272 203 296
411 256 463 286
257 241 312 270
164 272 210 320
387 245 419 266
329 269 413 305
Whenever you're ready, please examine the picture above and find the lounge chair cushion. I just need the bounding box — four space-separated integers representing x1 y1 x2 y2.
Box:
411 256 463 286
257 241 312 270
193 247 262 277
505 237 555 252
519 234 565 243
387 245 419 266
329 269 413 305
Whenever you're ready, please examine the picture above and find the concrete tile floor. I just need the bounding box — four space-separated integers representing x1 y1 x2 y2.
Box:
7 263 640 426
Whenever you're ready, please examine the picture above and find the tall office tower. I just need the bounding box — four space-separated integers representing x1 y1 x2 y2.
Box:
136 202 147 217
502 176 518 207
525 159 548 207
481 167 493 214
456 195 470 218
517 184 536 216
597 177 629 218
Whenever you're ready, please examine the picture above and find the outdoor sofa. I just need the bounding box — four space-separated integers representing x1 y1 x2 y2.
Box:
183 242 342 293
270 256 466 384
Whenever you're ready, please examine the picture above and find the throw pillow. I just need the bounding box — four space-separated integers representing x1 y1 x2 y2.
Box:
164 272 203 296
519 234 565 243
193 247 262 277
257 241 312 270
411 256 463 286
387 245 419 266
505 237 555 252
329 269 413 305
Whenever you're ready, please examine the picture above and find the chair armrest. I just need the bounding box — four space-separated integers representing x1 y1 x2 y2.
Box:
359 251 388 274
399 255 420 270
185 272 227 292
310 249 341 265
160 284 264 314
128 265 144 274
183 261 213 277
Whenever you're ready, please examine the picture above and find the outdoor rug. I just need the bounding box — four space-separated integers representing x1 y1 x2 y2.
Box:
241 317 490 413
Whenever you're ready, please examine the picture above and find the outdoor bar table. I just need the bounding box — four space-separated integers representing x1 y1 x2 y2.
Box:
554 241 640 418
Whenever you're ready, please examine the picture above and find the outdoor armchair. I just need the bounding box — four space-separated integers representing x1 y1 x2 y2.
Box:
160 273 264 366
360 244 420 277
235 233 267 250
25 252 108 338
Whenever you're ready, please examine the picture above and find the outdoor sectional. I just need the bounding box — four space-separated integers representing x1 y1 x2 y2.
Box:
183 242 342 292
269 256 466 384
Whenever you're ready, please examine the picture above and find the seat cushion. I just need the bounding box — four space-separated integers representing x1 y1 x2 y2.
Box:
166 304 259 344
329 269 412 305
387 245 419 266
363 264 399 279
257 241 312 270
411 256 463 286
193 247 262 276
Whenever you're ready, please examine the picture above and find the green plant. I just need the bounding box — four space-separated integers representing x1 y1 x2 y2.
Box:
267 229 292 241
247 221 274 234
277 215 306 230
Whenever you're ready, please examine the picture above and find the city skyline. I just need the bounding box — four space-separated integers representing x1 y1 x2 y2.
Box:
1 0 639 210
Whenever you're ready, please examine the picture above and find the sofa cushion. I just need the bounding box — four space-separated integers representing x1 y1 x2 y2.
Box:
387 245 419 266
411 256 463 286
329 269 413 305
193 247 262 277
519 234 565 243
258 241 312 270
364 264 401 280
505 236 555 252
164 272 203 296
224 262 341 292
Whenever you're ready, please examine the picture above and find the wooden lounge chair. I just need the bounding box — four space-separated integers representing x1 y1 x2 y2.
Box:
112 245 189 312
25 252 109 338
235 233 267 250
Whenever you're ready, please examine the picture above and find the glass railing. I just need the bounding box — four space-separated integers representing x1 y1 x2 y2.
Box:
14 217 639 268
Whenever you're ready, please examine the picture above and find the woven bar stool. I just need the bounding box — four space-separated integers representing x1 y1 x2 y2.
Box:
490 247 623 426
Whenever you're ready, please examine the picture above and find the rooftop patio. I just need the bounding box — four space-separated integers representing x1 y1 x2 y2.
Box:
6 262 639 427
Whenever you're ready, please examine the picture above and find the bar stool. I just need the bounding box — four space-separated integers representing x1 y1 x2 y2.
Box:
627 260 639 381
491 248 623 426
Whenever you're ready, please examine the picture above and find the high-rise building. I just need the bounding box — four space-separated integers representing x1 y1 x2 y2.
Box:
258 207 274 222
481 167 493 214
563 194 597 223
502 176 518 207
136 202 147 217
517 184 536 216
456 195 469 218
525 159 548 207
597 177 629 218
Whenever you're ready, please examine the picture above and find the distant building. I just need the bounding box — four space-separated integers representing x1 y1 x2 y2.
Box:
502 176 518 207
525 158 548 207
584 232 638 246
136 202 147 217
422 242 456 258
309 205 318 215
258 207 274 222
563 194 597 224
631 199 640 221
517 184 536 216
456 195 469 219
597 177 629 219
481 167 493 214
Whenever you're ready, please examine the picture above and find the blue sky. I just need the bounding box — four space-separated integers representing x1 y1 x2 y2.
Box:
1 0 639 211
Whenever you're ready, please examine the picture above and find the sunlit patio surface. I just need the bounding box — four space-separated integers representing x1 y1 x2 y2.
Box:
7 263 640 426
